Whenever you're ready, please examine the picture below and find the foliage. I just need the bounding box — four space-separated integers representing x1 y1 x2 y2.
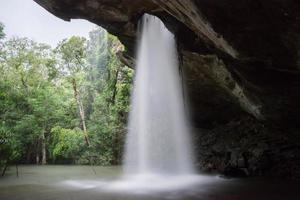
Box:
0 25 133 167
0 23 4 39
86 34 133 165
56 36 87 75
0 124 21 168
49 126 84 163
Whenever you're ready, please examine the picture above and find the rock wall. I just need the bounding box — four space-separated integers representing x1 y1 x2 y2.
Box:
194 116 300 179
34 0 300 179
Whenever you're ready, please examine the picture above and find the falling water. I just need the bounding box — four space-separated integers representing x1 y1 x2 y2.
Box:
124 14 195 176
60 14 219 193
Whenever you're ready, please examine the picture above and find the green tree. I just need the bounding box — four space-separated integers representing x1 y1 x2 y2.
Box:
49 126 84 164
56 37 91 146
84 27 109 119
0 26 133 168
0 37 69 165
0 23 5 39
87 34 133 165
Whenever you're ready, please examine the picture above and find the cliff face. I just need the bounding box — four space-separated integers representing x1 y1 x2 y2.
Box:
34 0 300 178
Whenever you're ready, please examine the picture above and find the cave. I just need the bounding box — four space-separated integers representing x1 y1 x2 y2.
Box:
1 0 300 199
33 0 300 179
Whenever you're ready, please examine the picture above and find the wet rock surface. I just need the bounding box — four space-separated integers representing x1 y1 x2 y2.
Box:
34 0 300 178
194 116 300 179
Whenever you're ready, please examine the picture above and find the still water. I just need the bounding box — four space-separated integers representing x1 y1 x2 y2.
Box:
0 165 299 200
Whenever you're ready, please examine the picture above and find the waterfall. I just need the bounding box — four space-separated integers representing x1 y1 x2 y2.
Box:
62 14 214 193
123 14 195 176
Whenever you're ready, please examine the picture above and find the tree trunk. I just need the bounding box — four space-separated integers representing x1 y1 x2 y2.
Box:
1 160 9 177
36 138 40 164
36 153 40 164
72 78 90 146
26 149 32 164
41 130 47 165
111 68 120 105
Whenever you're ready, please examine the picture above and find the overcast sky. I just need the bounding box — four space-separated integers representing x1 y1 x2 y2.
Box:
0 0 97 47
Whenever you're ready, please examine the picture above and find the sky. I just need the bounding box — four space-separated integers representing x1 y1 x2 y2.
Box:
0 0 97 47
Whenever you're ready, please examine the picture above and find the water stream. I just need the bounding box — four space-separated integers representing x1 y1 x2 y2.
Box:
124 14 194 176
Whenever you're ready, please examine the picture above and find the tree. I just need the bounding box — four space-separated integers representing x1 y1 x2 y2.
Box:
0 37 64 165
49 126 84 164
56 36 90 146
84 27 109 119
87 34 133 165
0 23 5 39
0 26 133 167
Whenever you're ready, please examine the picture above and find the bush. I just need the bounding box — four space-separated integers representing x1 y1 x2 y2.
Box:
0 125 21 170
49 126 85 164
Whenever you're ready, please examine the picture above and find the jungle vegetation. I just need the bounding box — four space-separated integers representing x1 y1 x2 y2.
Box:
0 23 133 172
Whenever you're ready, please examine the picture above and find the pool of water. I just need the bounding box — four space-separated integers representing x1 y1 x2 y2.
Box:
0 165 299 200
